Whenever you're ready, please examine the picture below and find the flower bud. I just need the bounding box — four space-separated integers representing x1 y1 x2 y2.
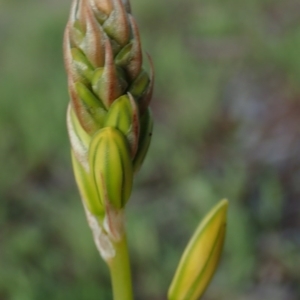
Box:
92 39 123 109
72 150 105 216
102 0 130 46
168 199 228 300
115 15 142 80
104 94 139 157
75 82 107 127
71 48 95 83
67 104 104 216
89 127 133 209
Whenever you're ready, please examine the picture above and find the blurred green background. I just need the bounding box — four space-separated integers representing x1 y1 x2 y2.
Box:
1 0 300 299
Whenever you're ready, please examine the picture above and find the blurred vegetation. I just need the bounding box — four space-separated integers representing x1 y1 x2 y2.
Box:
1 0 300 299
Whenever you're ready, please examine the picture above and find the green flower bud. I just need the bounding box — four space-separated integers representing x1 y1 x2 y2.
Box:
104 94 139 157
75 81 107 127
168 200 228 300
102 0 130 46
129 69 150 100
89 127 133 209
71 48 95 82
91 40 123 109
72 150 105 216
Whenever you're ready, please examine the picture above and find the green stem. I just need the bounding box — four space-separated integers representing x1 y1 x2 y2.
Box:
107 234 133 300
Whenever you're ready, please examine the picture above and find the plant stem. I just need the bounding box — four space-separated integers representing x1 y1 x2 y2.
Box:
107 234 133 300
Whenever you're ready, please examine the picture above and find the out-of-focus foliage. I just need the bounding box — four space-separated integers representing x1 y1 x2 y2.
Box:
1 0 300 299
